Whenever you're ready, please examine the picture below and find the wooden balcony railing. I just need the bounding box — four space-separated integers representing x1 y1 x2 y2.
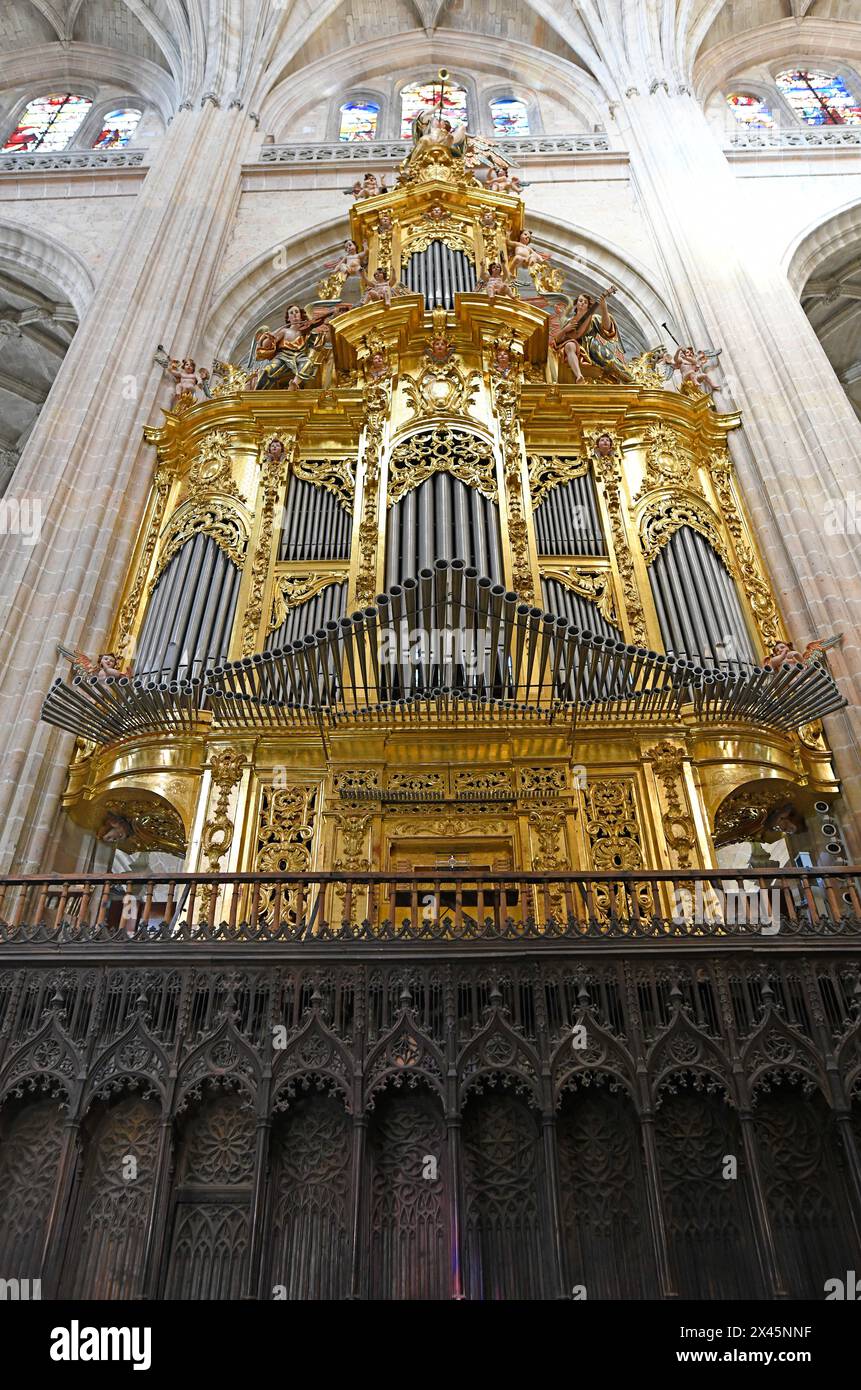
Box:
1 868 860 944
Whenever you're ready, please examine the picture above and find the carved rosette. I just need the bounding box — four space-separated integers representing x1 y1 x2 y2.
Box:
590 434 648 646
116 465 173 657
242 437 293 654
708 449 782 649
645 740 696 870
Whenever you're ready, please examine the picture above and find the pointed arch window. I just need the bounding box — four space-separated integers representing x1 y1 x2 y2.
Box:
490 97 530 137
92 109 142 148
338 100 379 142
3 93 92 152
776 69 861 125
724 93 775 129
400 81 468 140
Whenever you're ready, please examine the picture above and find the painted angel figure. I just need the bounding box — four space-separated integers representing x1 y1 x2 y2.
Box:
326 238 369 281
58 643 129 682
476 261 512 301
507 230 550 276
765 633 843 671
660 344 723 396
155 346 210 403
551 286 633 384
361 267 410 308
248 302 343 391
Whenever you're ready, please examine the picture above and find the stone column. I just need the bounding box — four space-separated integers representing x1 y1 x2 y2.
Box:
616 87 861 849
0 103 260 873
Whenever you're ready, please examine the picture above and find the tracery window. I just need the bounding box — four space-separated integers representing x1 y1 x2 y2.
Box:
92 108 142 148
724 93 775 129
400 80 468 139
338 100 379 142
3 93 92 152
776 69 861 125
490 97 530 136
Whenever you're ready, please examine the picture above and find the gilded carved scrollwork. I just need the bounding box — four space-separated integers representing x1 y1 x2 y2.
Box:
638 423 699 497
491 366 533 602
590 434 649 646
101 797 187 855
152 500 248 587
200 748 246 911
645 741 696 870
268 571 346 634
356 380 390 605
541 564 620 629
708 449 782 649
638 493 732 570
582 779 652 920
292 456 355 514
242 437 293 654
185 430 246 505
527 454 589 511
116 465 172 657
519 767 566 797
528 809 568 870
386 424 497 507
403 204 474 260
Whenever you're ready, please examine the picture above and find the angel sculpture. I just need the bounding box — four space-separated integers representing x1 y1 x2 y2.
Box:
476 261 513 301
361 267 410 308
155 346 210 404
507 230 560 294
764 634 842 671
58 644 129 682
327 239 368 280
248 302 344 390
660 344 723 397
551 286 633 384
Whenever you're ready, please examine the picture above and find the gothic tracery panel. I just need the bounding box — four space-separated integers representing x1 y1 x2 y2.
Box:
462 1090 547 1300
61 1095 160 1299
268 1095 351 1299
557 1089 657 1298
163 1093 254 1299
367 1089 448 1300
0 1100 65 1279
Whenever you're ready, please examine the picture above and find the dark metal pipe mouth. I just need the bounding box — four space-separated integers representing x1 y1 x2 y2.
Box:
450 559 466 572
418 568 434 580
464 567 479 580
516 603 531 616
402 578 418 591
434 558 449 571
363 607 377 620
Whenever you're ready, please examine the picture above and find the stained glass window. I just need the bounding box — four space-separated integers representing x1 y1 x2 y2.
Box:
776 69 861 125
3 93 92 153
92 109 142 148
725 93 775 129
490 97 530 137
338 100 379 142
400 81 468 139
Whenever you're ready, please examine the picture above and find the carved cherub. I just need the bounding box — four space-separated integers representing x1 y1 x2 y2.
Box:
325 238 368 280
361 267 409 307
764 634 842 671
661 344 723 397
489 332 523 379
476 261 512 301
155 345 210 403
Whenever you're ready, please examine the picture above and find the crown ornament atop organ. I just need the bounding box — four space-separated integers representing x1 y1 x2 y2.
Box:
42 78 845 879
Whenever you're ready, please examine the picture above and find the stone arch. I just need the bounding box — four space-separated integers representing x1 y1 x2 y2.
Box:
785 198 861 424
0 45 177 127
0 216 94 320
260 30 607 143
695 17 861 111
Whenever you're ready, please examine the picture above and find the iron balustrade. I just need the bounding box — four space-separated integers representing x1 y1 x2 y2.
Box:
1 867 860 945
